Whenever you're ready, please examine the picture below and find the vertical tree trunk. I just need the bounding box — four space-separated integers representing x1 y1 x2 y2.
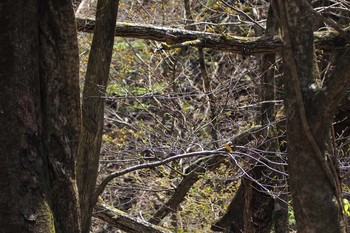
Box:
39 1 82 232
76 0 120 232
0 0 82 232
0 1 54 232
278 0 350 232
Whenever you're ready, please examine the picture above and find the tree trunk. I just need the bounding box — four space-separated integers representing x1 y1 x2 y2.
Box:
76 0 120 232
0 2 54 232
39 0 82 232
278 0 350 232
0 0 81 232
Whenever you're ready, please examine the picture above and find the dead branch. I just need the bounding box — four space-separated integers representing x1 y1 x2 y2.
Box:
93 200 174 233
76 17 349 54
149 124 274 225
92 122 283 208
92 149 226 206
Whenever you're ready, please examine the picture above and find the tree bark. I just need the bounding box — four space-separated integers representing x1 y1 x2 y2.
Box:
278 0 350 232
0 0 81 232
39 0 82 232
76 0 119 232
0 1 54 232
75 17 349 54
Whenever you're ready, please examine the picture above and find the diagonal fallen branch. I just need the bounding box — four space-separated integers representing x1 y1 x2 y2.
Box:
93 199 174 233
76 17 349 54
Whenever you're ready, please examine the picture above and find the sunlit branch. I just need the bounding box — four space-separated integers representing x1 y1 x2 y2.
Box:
76 17 349 54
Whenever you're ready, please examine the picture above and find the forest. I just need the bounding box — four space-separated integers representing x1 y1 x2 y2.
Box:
0 0 350 233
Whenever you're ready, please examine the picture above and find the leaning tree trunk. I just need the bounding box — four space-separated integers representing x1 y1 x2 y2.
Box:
0 0 81 232
278 0 350 232
76 0 120 232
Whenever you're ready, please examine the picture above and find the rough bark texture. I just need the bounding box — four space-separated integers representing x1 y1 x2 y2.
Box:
0 0 81 232
76 0 119 232
279 0 350 232
0 1 54 232
75 17 349 54
39 0 82 232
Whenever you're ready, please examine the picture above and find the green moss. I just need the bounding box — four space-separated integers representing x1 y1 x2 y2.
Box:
37 201 56 233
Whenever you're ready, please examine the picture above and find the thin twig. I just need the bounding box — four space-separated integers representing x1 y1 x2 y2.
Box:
92 149 226 206
296 0 349 40
220 0 265 30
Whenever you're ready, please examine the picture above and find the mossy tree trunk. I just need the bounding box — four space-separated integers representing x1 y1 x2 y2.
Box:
0 0 81 232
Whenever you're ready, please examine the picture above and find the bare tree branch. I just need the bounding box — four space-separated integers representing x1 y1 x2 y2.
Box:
318 47 350 115
93 200 174 233
220 0 265 32
295 0 348 39
75 17 349 54
92 149 226 206
92 124 271 205
92 122 284 208
147 125 277 225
